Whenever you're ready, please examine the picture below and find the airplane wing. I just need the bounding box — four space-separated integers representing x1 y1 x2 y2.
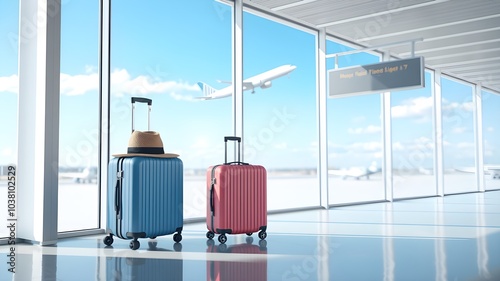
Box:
59 167 97 183
329 161 380 180
456 165 500 179
485 167 500 179
328 169 348 177
328 168 371 180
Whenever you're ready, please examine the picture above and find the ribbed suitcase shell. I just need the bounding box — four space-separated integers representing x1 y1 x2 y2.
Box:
206 164 267 234
207 242 267 281
107 157 183 240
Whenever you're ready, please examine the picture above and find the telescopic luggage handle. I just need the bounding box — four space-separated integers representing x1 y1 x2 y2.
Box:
224 136 248 165
131 97 152 132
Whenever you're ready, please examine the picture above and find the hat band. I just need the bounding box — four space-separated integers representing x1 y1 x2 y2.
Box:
127 147 165 154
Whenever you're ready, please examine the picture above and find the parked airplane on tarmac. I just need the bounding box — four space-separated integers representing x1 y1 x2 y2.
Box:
59 166 98 183
454 165 500 179
196 64 297 100
329 161 381 180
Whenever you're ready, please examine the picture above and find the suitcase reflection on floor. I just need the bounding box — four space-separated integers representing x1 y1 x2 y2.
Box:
206 237 268 281
105 242 183 281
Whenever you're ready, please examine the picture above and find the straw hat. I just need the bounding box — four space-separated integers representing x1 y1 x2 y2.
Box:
112 131 179 158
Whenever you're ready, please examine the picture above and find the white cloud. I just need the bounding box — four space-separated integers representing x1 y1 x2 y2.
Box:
392 141 405 151
452 126 467 134
85 65 97 73
414 136 432 145
109 69 200 99
348 125 381 134
391 96 433 119
191 137 211 149
327 141 346 150
169 91 200 102
328 141 382 155
0 75 18 93
442 99 474 115
1 69 202 100
347 141 382 152
487 127 494 132
60 72 99 96
456 142 474 149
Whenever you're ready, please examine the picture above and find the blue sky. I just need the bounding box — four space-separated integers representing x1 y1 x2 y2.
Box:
1 0 498 170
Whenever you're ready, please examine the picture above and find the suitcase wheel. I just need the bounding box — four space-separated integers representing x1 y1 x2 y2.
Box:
246 232 253 236
218 234 227 244
206 231 215 240
129 240 140 250
173 233 182 243
103 235 114 246
258 231 267 240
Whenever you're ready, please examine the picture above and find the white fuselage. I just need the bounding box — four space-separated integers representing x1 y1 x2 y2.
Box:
203 64 296 99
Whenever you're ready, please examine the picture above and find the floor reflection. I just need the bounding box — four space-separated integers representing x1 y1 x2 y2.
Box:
0 191 499 281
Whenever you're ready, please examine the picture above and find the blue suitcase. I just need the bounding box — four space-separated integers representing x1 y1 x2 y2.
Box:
103 97 183 250
104 157 183 250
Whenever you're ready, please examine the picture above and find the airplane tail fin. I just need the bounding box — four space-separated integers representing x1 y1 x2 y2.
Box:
197 82 217 98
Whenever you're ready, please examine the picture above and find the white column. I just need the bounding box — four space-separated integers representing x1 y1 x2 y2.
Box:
17 0 61 245
382 53 393 202
99 0 111 230
434 70 444 196
318 28 329 208
233 0 244 157
474 83 485 192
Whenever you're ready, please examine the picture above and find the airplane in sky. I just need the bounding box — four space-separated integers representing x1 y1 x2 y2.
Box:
59 166 98 184
196 64 297 100
329 161 381 180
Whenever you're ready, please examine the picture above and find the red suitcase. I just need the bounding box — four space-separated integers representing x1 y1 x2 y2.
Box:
206 136 267 244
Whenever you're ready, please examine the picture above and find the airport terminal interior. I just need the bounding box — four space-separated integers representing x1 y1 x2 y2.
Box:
1 0 500 280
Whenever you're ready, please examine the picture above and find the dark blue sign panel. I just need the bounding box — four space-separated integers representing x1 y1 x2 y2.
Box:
328 57 425 97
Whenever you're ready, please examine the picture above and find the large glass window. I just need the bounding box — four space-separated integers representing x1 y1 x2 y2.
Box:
482 90 500 190
0 1 19 238
441 77 476 194
58 0 100 232
326 40 384 205
110 0 232 220
243 13 318 210
392 71 436 199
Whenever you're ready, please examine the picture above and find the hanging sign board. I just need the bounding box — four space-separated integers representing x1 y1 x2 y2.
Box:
328 56 425 97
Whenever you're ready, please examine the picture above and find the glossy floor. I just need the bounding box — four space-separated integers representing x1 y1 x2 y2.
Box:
1 191 499 281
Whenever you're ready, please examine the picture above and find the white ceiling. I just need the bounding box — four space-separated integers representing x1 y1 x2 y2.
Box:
246 0 500 93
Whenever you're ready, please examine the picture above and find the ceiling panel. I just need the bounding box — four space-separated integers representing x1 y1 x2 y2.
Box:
246 0 500 92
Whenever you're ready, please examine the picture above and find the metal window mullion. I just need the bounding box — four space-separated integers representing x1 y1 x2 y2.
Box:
474 84 485 192
382 53 393 202
99 0 111 231
434 70 444 197
318 28 329 208
233 0 243 159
